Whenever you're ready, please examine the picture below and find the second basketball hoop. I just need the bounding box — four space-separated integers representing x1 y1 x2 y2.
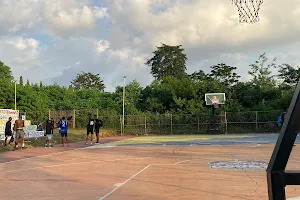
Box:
205 93 226 107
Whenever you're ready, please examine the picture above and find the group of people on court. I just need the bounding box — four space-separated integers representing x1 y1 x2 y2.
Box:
86 114 103 145
4 113 103 149
43 114 103 148
4 113 26 150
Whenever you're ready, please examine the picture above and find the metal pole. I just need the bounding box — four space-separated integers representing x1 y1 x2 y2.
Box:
225 111 228 134
96 108 99 118
14 82 17 110
144 115 147 135
267 79 300 200
48 110 51 119
197 115 200 133
122 76 126 135
73 109 76 129
170 114 173 135
120 116 122 135
255 111 258 132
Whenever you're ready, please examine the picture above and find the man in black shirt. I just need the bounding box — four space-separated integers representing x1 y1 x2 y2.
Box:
94 117 103 143
50 118 55 134
45 119 53 148
85 114 94 145
4 117 12 146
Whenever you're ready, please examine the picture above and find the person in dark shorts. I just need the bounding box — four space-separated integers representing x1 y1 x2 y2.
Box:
59 117 69 147
94 118 103 143
4 117 13 146
85 114 94 145
45 119 53 148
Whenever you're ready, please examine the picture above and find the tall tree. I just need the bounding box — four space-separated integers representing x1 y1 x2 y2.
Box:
146 43 187 80
26 80 30 87
0 61 13 81
71 72 105 91
248 53 277 89
19 76 24 86
209 63 240 87
277 64 300 86
190 70 212 82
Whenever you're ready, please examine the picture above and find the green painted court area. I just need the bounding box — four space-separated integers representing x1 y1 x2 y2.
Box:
106 135 247 145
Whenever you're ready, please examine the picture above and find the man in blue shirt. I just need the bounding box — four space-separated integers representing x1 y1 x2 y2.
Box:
59 117 69 147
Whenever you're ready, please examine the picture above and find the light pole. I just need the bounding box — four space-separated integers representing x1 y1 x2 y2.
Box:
14 81 17 110
122 76 126 135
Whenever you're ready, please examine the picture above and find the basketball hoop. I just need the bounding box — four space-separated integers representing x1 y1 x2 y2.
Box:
213 103 219 108
231 0 263 23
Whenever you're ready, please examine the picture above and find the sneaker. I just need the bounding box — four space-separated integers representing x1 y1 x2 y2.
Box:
85 142 88 145
90 142 93 145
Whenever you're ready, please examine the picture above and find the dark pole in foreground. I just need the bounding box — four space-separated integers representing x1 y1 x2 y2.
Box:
267 79 300 200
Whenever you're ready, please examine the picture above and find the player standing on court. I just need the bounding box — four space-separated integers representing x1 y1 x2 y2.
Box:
4 117 13 146
50 118 55 134
278 108 288 127
59 117 69 147
86 114 95 145
45 119 53 148
95 118 103 143
14 113 25 150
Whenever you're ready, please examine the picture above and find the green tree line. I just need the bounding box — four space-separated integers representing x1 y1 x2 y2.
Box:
0 44 299 119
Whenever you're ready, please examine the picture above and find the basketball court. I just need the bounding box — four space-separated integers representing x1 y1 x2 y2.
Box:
0 1 297 200
0 134 300 200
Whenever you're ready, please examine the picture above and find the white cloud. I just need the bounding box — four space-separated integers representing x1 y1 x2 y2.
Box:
95 40 110 53
0 0 300 92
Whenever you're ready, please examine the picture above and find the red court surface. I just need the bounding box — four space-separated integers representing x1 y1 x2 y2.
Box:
0 140 300 200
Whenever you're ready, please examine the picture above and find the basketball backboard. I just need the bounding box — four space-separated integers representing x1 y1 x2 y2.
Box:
205 93 226 106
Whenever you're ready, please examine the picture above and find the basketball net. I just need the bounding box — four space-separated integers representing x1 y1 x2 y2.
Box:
211 98 219 108
231 0 263 23
213 103 219 108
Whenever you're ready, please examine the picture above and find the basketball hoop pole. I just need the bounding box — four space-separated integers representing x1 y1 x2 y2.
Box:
267 79 300 199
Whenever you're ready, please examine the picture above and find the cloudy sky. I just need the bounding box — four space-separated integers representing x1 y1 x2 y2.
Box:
0 0 300 92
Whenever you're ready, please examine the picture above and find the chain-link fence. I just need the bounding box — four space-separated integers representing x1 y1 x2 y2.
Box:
24 109 283 135
125 110 281 135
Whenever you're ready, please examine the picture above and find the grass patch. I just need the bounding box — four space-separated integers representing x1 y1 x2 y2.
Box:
107 135 248 145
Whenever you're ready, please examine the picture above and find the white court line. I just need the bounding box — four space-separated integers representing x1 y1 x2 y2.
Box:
174 160 191 165
99 160 191 200
0 144 115 165
99 164 152 200
0 146 89 165
0 157 145 174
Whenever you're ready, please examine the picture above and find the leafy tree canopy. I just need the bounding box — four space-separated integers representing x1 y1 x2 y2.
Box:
146 43 187 80
71 72 105 91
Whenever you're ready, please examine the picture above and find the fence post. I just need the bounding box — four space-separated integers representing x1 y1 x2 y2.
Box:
170 114 173 135
225 111 228 134
73 109 76 129
96 108 99 118
255 111 258 132
120 116 123 135
48 110 51 119
144 115 147 135
197 115 200 133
